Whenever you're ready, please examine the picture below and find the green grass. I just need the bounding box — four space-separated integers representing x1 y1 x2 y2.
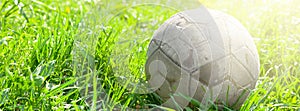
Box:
0 0 300 110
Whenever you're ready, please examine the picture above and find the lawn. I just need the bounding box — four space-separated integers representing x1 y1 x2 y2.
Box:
0 0 299 110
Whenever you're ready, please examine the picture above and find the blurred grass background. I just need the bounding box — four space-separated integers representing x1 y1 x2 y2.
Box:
0 0 299 110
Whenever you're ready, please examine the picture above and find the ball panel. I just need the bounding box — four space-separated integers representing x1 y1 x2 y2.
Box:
211 18 231 56
148 60 167 77
211 81 224 101
156 79 172 99
148 68 166 92
245 40 260 62
172 73 191 96
231 87 251 109
197 64 211 86
161 23 183 43
188 76 201 97
209 55 230 86
230 57 254 87
195 55 230 87
194 41 213 67
216 80 238 106
163 72 194 109
232 47 259 80
208 41 227 63
191 78 208 102
182 24 207 46
146 49 182 83
161 37 197 71
160 42 180 65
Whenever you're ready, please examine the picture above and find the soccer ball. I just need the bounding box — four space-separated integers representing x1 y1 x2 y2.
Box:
145 7 259 109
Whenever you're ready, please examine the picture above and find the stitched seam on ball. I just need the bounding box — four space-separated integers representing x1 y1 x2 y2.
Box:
158 47 194 73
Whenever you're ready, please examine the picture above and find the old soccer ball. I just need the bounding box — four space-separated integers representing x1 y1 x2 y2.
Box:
145 7 259 110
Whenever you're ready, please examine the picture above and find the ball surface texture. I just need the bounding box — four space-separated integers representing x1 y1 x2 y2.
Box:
145 7 260 109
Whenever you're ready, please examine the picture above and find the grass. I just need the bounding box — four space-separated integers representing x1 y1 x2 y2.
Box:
0 0 299 110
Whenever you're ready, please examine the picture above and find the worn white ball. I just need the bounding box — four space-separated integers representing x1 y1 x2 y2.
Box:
145 7 259 109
